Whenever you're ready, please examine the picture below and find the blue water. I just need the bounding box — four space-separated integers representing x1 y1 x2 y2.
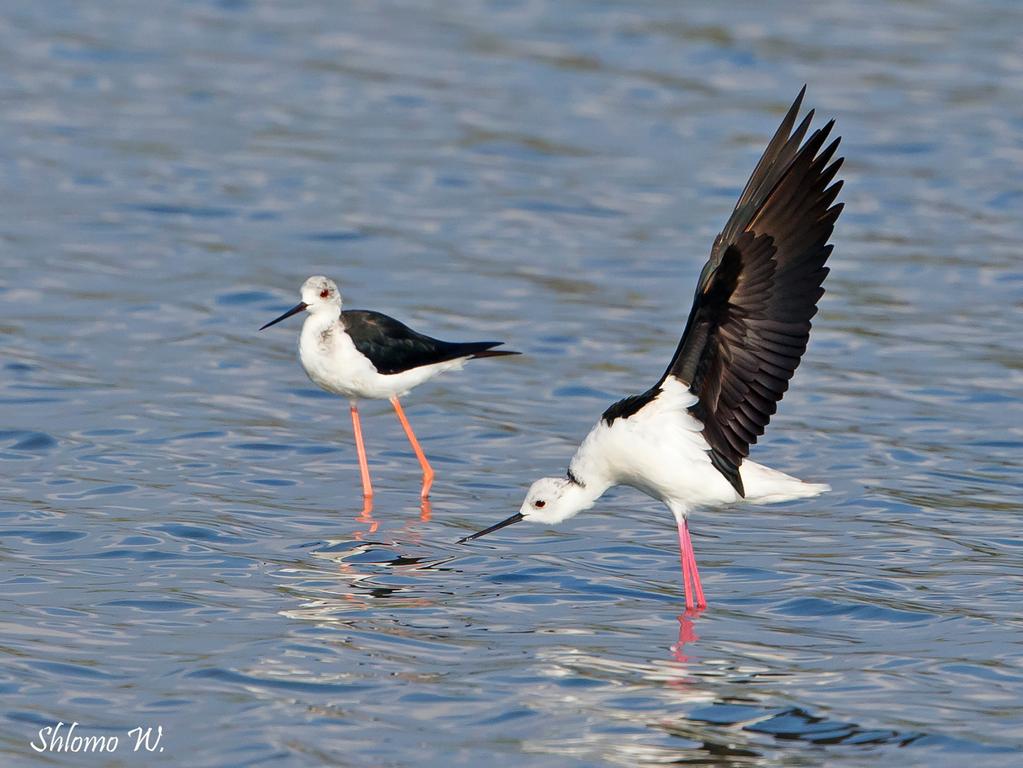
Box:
2 1 1022 765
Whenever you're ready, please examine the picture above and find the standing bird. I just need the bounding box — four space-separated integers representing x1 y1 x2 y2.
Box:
260 276 519 500
460 88 843 611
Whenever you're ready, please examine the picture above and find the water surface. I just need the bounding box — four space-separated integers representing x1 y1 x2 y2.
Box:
1 1 1022 765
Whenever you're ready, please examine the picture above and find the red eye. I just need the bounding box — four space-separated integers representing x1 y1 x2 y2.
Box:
535 500 546 508
319 289 329 298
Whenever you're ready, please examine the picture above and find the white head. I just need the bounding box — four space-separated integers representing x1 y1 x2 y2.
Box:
299 275 342 312
519 476 595 525
457 474 599 544
260 275 341 330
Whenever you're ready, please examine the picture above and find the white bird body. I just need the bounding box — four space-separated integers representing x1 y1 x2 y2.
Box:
564 379 828 524
298 308 468 402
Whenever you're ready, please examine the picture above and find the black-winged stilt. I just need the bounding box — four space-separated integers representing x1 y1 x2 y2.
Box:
460 88 844 611
260 276 519 500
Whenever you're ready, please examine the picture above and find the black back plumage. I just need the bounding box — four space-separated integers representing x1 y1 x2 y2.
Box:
341 309 518 375
603 88 844 496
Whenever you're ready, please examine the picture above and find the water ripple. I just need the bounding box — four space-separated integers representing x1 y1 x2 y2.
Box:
1 0 1021 765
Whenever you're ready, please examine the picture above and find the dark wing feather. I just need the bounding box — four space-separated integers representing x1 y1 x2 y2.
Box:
658 88 844 496
341 310 516 375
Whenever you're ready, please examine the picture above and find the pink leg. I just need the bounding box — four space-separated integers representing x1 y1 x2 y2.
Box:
678 522 694 611
350 404 374 499
685 520 706 608
677 519 707 610
390 396 435 499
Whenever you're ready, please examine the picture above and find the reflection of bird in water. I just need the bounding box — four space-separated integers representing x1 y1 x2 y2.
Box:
352 497 431 542
462 88 843 612
260 275 519 500
299 533 455 607
671 612 700 663
354 497 380 539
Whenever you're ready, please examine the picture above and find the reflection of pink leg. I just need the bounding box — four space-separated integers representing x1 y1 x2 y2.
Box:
677 519 707 610
354 496 378 541
671 612 701 662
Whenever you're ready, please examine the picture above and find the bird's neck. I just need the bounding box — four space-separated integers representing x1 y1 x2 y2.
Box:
302 307 342 337
567 427 616 500
565 460 612 512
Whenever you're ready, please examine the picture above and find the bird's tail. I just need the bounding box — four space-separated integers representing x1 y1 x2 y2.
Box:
471 349 521 360
740 460 830 504
457 341 521 360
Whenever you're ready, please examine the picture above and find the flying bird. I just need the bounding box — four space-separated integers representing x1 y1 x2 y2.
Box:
460 88 843 611
261 277 519 500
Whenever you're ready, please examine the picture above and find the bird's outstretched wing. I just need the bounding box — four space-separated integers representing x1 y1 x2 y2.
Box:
605 88 844 496
342 310 516 375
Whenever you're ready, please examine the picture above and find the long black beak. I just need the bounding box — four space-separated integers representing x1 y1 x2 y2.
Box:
456 512 524 544
259 302 307 331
